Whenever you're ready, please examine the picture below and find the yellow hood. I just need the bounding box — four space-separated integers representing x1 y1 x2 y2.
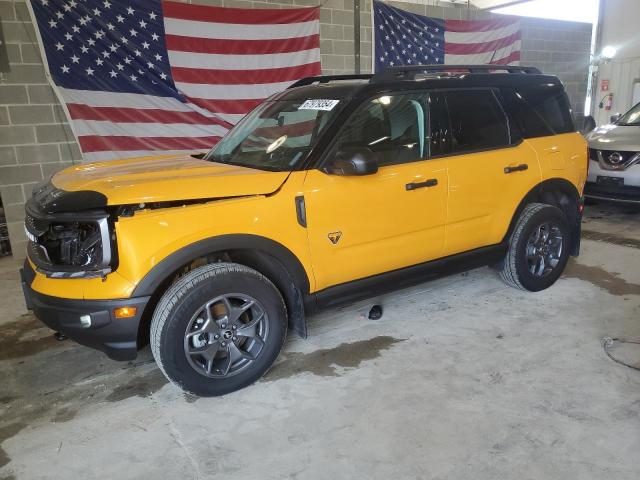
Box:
51 154 290 206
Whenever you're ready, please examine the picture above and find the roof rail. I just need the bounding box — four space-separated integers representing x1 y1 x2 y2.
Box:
371 64 542 83
288 74 373 89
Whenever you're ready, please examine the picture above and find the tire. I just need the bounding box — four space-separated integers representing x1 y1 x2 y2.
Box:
499 203 571 292
150 263 287 396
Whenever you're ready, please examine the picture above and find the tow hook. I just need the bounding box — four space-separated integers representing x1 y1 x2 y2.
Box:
54 332 68 341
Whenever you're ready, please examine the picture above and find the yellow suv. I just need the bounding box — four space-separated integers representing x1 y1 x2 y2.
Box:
21 65 588 396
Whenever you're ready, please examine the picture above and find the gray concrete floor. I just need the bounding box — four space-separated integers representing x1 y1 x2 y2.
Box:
1 203 639 480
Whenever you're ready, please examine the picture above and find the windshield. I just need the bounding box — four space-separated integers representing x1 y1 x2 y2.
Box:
204 99 342 171
617 102 640 126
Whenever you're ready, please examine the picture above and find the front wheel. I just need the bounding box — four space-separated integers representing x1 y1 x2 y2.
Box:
150 263 287 396
499 203 571 292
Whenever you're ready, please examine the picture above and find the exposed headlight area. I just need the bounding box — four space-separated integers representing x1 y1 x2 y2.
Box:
25 200 114 279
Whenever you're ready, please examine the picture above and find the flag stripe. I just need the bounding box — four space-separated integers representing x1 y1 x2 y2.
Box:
185 97 263 115
171 63 321 85
165 34 320 55
175 81 295 100
78 135 221 153
254 119 316 138
445 17 519 33
167 48 320 71
162 1 318 25
163 17 319 40
67 104 234 128
444 21 520 44
445 31 522 55
72 120 228 139
445 40 522 64
83 149 205 162
490 50 522 65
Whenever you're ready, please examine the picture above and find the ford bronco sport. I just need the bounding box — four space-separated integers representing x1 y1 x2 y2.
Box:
21 65 588 396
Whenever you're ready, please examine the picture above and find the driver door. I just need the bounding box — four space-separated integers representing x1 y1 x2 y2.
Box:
303 93 448 292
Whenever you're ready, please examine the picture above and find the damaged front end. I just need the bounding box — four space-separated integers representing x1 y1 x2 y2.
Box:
25 182 115 279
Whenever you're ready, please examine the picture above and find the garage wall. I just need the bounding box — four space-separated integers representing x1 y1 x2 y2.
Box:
0 0 591 257
520 17 592 126
0 0 82 257
592 0 640 125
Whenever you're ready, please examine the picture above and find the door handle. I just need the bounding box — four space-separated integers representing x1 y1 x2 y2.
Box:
405 178 438 191
504 164 528 174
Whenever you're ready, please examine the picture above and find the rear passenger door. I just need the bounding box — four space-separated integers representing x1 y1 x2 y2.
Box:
430 89 542 256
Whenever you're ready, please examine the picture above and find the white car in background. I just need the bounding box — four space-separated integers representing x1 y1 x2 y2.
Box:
585 102 640 204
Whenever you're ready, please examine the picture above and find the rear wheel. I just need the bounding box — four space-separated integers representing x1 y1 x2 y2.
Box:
150 263 287 396
499 203 571 292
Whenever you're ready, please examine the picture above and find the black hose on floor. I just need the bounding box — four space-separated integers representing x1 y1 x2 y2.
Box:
602 337 640 371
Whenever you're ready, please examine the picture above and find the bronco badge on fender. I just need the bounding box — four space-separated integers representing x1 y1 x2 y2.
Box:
328 232 342 244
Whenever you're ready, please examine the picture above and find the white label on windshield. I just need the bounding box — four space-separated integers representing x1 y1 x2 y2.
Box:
298 99 339 111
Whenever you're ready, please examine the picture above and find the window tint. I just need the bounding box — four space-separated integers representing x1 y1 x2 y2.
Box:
498 88 551 138
428 92 451 156
507 86 575 137
444 90 510 153
332 94 427 167
528 91 574 134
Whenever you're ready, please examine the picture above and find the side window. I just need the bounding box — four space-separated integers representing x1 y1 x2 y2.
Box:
527 91 575 134
428 92 452 156
509 86 575 137
498 88 551 138
332 93 427 167
444 90 510 153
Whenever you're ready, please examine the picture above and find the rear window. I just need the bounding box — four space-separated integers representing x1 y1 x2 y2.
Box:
443 90 510 154
504 86 575 137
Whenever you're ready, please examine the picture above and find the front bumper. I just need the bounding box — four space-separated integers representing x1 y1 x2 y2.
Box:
21 261 150 361
585 158 640 204
584 182 640 204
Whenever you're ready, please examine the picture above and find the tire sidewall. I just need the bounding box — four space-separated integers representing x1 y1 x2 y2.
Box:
158 270 286 396
514 206 571 292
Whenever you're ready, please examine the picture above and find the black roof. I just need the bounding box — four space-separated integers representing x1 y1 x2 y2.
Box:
273 65 563 101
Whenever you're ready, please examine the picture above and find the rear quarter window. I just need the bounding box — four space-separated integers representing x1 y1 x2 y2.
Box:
503 86 575 137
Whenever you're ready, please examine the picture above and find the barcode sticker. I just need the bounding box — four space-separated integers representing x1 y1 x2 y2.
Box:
298 99 340 111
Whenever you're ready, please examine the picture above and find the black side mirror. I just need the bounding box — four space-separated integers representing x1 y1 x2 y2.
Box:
610 113 621 124
322 148 379 176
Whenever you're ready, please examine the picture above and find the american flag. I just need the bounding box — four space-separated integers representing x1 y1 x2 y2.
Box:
29 0 321 162
374 1 520 72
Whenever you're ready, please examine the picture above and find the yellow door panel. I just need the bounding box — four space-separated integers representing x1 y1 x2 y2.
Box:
444 141 542 255
303 160 448 291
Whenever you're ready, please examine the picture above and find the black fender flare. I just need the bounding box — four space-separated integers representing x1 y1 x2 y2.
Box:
132 234 311 337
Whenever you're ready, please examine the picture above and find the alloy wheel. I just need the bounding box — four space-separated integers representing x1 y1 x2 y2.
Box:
183 293 269 378
525 222 564 278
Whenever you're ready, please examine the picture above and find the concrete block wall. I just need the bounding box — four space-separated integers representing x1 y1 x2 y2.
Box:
520 17 593 126
1 0 82 257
